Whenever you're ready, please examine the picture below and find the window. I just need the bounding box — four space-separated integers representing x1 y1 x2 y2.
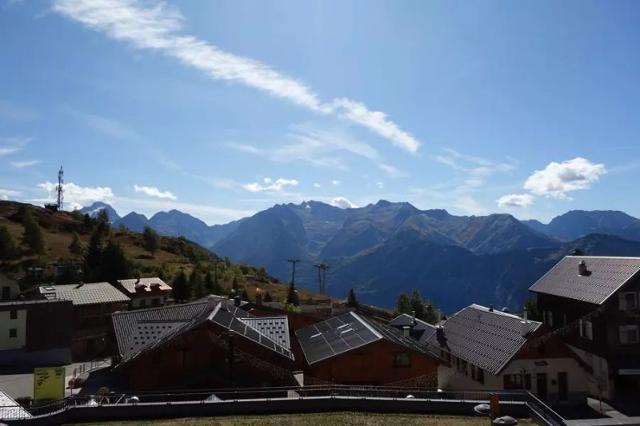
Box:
394 352 411 368
544 310 554 327
503 374 529 390
477 368 485 384
1 286 9 300
9 310 17 320
619 292 638 311
619 325 639 345
579 319 593 340
9 328 17 338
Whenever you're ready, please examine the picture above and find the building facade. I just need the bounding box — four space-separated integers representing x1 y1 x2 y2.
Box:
530 256 640 401
115 277 172 309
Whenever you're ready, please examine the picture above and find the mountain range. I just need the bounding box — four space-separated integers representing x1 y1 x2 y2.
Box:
79 201 640 312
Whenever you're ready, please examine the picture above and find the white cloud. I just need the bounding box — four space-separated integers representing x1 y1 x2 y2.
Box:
523 157 606 199
496 193 534 208
376 181 384 189
331 180 341 186
0 137 30 156
454 195 487 215
53 0 420 153
133 184 177 200
331 196 357 209
10 160 40 168
37 181 114 211
0 188 20 201
313 183 321 188
378 163 407 178
242 177 299 193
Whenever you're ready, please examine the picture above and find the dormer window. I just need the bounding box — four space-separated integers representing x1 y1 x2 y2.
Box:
619 292 638 311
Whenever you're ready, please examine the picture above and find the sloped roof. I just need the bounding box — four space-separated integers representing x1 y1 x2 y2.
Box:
529 256 640 305
426 304 541 375
390 313 438 344
39 282 130 306
296 311 426 365
113 300 293 367
0 390 31 420
117 277 172 294
240 316 291 350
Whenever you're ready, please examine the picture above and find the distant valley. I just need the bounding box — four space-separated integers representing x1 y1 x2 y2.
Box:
80 201 640 312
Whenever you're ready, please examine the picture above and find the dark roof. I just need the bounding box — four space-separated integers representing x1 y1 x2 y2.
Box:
240 316 291 349
113 299 293 367
39 282 130 305
426 304 541 375
117 277 172 294
529 256 640 305
296 311 425 365
389 313 438 344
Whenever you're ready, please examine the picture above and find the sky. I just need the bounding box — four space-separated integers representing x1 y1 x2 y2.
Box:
1 0 639 225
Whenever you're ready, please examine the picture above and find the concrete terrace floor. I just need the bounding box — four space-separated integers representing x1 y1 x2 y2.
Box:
73 412 537 425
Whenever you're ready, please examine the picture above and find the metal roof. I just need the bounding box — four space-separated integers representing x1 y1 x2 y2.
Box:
39 282 130 306
426 304 541 375
0 390 31 420
117 277 172 294
389 313 438 345
113 300 293 367
529 256 640 305
296 311 426 366
240 316 291 350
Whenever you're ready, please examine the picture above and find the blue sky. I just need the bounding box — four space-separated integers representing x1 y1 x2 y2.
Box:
1 0 639 224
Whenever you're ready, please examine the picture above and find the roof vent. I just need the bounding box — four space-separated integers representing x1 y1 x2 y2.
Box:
521 308 530 337
578 260 590 276
402 325 411 337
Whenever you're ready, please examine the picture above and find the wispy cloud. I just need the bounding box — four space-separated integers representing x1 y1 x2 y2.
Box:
53 0 421 153
133 184 177 200
242 177 299 193
0 188 20 201
37 181 114 210
0 137 30 156
523 157 606 199
496 193 534 208
331 180 341 186
11 159 40 169
330 196 357 209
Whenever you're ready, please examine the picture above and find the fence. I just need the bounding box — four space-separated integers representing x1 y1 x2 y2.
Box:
1 385 566 425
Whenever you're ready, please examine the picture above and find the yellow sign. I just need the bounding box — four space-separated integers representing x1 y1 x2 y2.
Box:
33 367 65 401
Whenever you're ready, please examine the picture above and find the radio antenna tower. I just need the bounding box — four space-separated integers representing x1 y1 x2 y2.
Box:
56 166 64 210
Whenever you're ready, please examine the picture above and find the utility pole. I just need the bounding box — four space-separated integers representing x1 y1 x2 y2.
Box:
56 166 64 210
287 258 300 286
314 262 329 295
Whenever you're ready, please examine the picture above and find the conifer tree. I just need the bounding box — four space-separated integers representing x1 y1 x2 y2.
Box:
68 232 84 256
142 226 159 257
0 225 18 260
172 270 190 302
22 209 45 255
347 288 358 307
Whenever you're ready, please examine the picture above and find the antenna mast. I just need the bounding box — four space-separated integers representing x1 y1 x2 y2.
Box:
56 166 64 210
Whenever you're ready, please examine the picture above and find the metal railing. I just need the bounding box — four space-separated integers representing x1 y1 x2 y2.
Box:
0 385 564 424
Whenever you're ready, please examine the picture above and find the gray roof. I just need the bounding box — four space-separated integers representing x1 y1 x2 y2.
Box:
240 316 291 350
390 313 438 345
0 390 31 420
113 300 293 366
40 282 130 306
426 304 541 375
117 277 172 294
529 256 640 305
296 311 426 366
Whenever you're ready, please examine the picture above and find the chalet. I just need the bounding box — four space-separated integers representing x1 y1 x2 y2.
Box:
529 256 640 401
0 299 73 366
115 277 172 309
111 298 296 390
426 304 588 404
295 311 439 386
39 282 130 359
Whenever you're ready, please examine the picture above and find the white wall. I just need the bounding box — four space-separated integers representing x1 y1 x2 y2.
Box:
0 309 27 350
568 344 613 401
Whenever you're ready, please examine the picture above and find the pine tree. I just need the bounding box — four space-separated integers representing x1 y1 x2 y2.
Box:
396 293 411 315
190 268 205 299
0 225 18 260
409 289 425 320
172 270 190 302
68 232 84 256
142 226 159 257
22 209 45 255
99 239 130 282
423 303 438 324
347 288 358 307
523 299 542 321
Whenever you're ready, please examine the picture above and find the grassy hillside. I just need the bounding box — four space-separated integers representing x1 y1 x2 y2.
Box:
0 200 325 304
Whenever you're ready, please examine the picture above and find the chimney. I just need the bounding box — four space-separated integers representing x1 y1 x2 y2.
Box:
489 304 494 312
521 308 530 337
578 260 589 276
411 310 416 327
403 326 410 337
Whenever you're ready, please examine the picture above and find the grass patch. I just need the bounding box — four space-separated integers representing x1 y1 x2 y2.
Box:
75 412 535 425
